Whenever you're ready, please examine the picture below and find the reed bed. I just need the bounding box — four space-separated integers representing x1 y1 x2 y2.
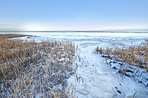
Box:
95 41 148 86
0 34 76 97
0 34 25 39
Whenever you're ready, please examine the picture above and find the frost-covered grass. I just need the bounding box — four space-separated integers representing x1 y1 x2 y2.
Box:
95 40 148 86
0 34 76 97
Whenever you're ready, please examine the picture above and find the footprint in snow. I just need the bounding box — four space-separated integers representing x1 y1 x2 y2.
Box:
115 86 122 94
77 89 90 95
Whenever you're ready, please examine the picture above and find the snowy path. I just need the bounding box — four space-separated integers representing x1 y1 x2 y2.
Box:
68 45 148 98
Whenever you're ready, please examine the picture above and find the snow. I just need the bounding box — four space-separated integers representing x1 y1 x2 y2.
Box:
67 45 148 98
1 32 148 97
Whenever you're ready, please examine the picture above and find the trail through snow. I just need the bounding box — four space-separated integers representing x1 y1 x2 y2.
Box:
68 45 148 98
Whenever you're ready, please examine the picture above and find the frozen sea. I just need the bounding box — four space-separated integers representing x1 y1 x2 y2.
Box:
1 32 148 98
1 31 148 48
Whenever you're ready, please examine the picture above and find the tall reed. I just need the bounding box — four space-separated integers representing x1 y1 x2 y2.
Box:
0 34 76 97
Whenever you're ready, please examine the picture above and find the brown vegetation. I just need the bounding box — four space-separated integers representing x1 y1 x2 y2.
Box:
0 34 76 97
95 41 148 85
0 34 25 39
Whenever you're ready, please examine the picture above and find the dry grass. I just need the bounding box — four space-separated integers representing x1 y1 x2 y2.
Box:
0 34 76 97
95 41 148 85
0 34 25 39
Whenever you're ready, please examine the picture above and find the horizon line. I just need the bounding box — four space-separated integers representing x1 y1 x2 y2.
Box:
0 30 148 33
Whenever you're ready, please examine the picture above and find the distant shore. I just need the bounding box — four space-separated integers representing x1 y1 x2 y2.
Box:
0 31 148 33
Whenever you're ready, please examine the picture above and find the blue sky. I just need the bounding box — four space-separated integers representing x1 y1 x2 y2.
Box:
0 0 148 31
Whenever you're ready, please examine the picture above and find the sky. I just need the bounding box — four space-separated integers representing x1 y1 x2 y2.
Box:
0 0 148 31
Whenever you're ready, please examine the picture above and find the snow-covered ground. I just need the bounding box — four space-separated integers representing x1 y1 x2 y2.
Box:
1 32 148 97
68 45 148 98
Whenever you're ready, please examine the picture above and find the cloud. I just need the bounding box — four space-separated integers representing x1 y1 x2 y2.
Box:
0 22 147 31
0 22 25 31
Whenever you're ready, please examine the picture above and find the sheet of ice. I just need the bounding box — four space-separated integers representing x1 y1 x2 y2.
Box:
3 32 148 47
